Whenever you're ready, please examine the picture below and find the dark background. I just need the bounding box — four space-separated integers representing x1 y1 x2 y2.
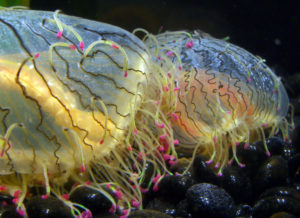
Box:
29 0 299 78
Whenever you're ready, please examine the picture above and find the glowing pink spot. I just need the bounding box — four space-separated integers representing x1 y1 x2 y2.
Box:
153 184 159 192
69 44 76 50
178 66 182 71
164 85 169 92
41 195 48 200
62 193 69 200
80 164 86 173
266 151 271 157
159 134 166 140
167 72 171 78
173 87 179 91
111 44 119 49
0 185 6 191
154 100 159 105
263 122 268 127
174 139 179 145
56 30 63 38
186 40 194 48
158 145 164 152
247 77 251 83
131 200 140 208
140 187 148 193
235 142 239 146
167 51 173 56
80 210 92 218
238 163 246 168
124 71 128 77
217 172 223 177
106 184 111 189
163 153 170 161
214 162 220 168
122 209 130 216
244 142 249 150
14 190 21 198
172 113 178 122
109 205 116 213
100 139 104 144
205 159 213 164
79 41 84 51
12 198 19 204
169 155 176 161
276 107 281 111
16 208 25 217
157 56 162 60
213 136 217 144
34 53 40 59
152 174 161 184
114 188 122 200
169 159 178 166
227 159 233 166
155 122 165 129
134 128 138 135
226 111 232 114
85 181 91 186
127 145 132 151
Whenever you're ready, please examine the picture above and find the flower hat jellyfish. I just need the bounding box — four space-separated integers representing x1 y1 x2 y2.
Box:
143 30 291 176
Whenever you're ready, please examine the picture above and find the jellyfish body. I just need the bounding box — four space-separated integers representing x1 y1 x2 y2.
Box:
145 31 290 173
0 9 152 186
0 8 291 216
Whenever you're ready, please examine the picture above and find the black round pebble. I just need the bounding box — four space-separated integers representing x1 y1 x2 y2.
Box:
235 204 253 217
157 174 194 203
26 195 73 218
266 137 286 155
253 196 300 218
236 141 268 178
128 209 173 218
69 186 114 217
145 198 176 216
253 155 288 195
192 155 219 185
186 183 236 218
220 166 253 204
175 199 193 218
259 186 300 201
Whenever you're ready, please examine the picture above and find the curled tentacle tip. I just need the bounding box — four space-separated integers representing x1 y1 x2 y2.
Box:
69 44 76 50
186 40 194 48
16 208 25 217
174 139 179 145
238 163 246 168
79 41 84 51
56 30 63 38
80 164 86 173
34 53 40 59
111 44 119 49
205 159 213 165
61 193 69 200
41 195 48 200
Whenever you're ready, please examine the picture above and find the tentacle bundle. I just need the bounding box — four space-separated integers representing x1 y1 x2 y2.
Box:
0 8 291 217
